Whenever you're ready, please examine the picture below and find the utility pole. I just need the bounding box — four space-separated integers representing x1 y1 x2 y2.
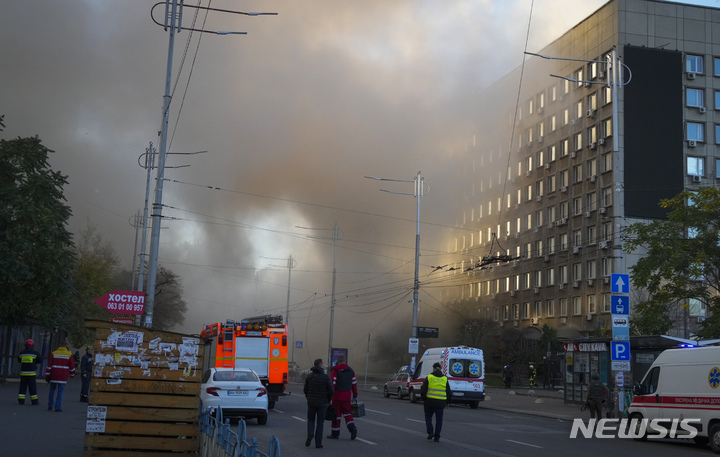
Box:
285 255 295 362
328 224 339 366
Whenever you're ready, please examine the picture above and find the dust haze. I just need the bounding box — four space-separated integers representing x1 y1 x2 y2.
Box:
1 0 608 369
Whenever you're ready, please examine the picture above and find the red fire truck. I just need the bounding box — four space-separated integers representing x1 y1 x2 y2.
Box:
201 315 288 408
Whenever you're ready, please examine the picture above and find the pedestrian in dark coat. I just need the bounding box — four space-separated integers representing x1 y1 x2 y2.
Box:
80 345 94 402
587 373 608 419
503 365 514 389
304 359 333 449
17 339 42 405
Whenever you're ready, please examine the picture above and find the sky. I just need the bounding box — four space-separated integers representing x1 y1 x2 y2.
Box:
8 0 711 367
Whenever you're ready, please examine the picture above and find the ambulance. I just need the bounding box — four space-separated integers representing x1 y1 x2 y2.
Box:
628 345 720 451
408 346 485 408
201 315 288 409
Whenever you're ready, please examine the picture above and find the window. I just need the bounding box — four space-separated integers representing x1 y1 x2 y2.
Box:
535 240 543 257
536 180 544 197
525 242 531 259
717 159 720 179
688 157 704 176
546 299 555 317
560 138 569 157
560 298 568 316
551 85 557 102
602 293 611 312
587 225 596 244
588 125 598 144
589 61 598 80
601 118 612 138
560 233 568 251
587 260 596 279
687 88 704 107
546 268 555 285
547 236 556 254
527 184 533 201
588 295 596 314
602 257 611 277
602 85 612 105
573 296 582 315
686 55 704 74
562 108 570 126
575 68 584 88
534 301 542 318
548 145 556 162
602 187 612 207
573 164 583 182
550 115 557 132
564 79 570 95
538 92 545 110
715 57 720 76
716 125 720 144
534 270 542 287
573 263 582 281
535 209 544 227
575 100 583 119
587 192 597 212
587 92 597 110
538 150 544 167
603 153 612 173
573 229 582 247
523 302 530 319
588 158 597 177
559 265 568 283
573 132 583 151
560 201 568 218
548 174 556 193
573 197 582 216
513 304 520 320
547 206 556 223
560 170 569 187
602 223 612 243
716 91 720 110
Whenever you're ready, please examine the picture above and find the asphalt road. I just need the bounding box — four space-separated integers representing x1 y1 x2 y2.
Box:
1 378 712 457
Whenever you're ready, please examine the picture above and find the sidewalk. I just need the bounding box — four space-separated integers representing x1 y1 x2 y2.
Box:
480 386 584 421
1 376 87 457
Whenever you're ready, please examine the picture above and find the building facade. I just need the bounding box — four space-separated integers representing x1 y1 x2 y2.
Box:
443 0 716 337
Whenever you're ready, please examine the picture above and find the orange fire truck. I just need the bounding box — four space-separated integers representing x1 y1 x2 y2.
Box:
201 315 288 408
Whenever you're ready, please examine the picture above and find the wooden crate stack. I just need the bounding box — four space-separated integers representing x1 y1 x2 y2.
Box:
83 320 203 457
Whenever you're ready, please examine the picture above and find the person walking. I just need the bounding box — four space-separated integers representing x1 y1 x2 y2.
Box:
421 362 452 442
503 365 514 389
17 339 43 405
587 373 608 419
303 358 334 449
46 345 76 412
327 355 358 440
80 345 93 402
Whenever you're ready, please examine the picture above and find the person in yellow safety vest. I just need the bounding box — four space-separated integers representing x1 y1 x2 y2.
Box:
17 339 43 405
420 362 452 442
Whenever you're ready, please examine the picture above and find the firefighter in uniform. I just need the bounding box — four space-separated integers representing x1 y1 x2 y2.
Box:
421 362 452 442
17 339 43 405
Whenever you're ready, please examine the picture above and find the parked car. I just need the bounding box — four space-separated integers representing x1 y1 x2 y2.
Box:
200 367 269 425
384 372 411 399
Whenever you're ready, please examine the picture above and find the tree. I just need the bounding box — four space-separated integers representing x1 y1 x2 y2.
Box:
66 221 119 346
0 135 77 329
624 187 720 338
151 266 188 331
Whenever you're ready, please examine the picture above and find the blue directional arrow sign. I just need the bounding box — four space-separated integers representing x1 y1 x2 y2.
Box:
611 341 631 361
611 273 630 294
611 295 629 315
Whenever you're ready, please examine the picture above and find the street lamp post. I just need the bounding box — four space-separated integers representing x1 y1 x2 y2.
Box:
365 172 426 340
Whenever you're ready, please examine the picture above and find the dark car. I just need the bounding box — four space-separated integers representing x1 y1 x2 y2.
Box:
384 372 411 399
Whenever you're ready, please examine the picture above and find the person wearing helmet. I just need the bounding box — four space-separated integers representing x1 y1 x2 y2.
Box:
503 365 514 389
80 345 94 402
17 339 43 405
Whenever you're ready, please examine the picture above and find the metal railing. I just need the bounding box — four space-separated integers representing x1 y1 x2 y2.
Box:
198 407 281 457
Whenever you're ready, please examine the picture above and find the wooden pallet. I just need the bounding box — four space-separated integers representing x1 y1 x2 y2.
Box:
83 320 204 457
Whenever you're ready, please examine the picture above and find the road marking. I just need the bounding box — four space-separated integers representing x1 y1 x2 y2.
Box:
273 409 285 414
365 408 390 415
355 437 376 445
360 418 515 457
291 416 306 422
406 418 424 423
505 439 542 448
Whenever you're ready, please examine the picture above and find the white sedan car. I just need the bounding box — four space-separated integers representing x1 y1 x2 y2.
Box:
200 367 269 425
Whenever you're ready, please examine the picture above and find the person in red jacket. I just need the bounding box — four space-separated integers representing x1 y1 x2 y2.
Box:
327 355 358 440
45 346 76 412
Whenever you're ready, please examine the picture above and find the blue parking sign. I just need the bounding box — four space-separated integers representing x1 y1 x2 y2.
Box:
611 341 631 361
611 274 630 294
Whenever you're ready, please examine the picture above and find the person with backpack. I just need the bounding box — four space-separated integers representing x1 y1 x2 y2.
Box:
327 355 358 440
587 373 608 419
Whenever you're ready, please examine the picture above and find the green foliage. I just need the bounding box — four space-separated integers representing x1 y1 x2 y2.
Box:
66 221 119 346
0 136 77 329
624 187 720 338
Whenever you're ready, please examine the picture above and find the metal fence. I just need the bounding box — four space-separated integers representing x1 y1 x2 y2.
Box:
198 407 281 457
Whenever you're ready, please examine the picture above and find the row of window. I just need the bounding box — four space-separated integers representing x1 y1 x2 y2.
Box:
480 294 614 321
685 88 720 110
685 55 720 77
687 157 720 178
686 122 720 145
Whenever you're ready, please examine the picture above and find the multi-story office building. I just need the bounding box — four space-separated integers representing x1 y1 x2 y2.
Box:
445 0 715 336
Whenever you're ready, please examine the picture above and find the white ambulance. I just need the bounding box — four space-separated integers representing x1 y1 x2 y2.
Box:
628 346 720 451
408 346 485 408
